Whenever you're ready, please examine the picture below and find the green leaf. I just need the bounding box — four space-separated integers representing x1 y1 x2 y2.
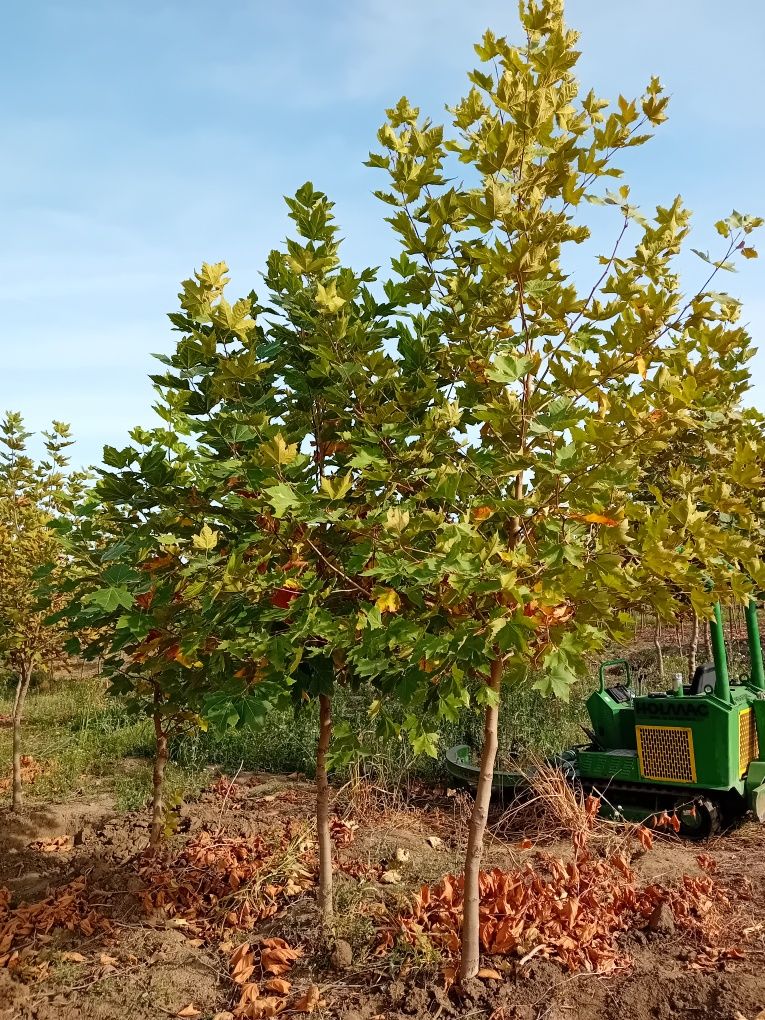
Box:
264 483 302 517
486 354 533 385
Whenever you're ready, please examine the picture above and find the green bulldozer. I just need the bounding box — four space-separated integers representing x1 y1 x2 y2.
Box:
446 600 765 838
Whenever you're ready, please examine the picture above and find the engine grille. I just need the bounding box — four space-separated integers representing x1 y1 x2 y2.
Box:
636 725 696 784
739 709 759 777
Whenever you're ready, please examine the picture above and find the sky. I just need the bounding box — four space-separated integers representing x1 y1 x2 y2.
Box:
1 1 763 467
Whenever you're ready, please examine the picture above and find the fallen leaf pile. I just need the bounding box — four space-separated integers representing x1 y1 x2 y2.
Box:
0 754 46 793
382 850 749 974
29 835 72 854
657 873 748 970
329 816 358 847
137 829 313 934
209 777 247 803
0 878 111 971
227 938 322 1017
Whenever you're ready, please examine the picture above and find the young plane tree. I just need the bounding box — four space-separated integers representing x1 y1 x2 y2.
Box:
144 185 406 917
361 0 764 979
0 413 76 810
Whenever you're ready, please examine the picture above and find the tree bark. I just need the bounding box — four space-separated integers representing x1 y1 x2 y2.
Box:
688 612 699 681
11 661 32 812
703 615 712 660
654 619 664 682
150 712 169 848
459 656 502 981
316 693 334 921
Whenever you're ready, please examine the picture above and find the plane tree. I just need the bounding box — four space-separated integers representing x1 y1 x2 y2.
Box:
0 413 77 810
360 0 764 979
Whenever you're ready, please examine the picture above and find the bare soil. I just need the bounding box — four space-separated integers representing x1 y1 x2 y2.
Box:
2 773 765 1020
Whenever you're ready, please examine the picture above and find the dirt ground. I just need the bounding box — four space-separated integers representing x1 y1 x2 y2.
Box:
2 772 765 1020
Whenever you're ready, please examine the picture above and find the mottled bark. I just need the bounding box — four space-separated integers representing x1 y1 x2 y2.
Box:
459 656 502 981
316 693 334 921
11 661 32 812
150 711 169 848
654 619 664 682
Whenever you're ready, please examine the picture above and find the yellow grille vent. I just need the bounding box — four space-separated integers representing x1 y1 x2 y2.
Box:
739 709 759 777
636 725 696 783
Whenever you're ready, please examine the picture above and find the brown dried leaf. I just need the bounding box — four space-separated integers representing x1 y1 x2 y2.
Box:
177 1006 202 1019
477 968 502 980
264 978 291 995
260 938 301 976
292 985 321 1014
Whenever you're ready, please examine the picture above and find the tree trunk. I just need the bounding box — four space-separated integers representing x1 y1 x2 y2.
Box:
654 619 664 682
459 656 502 981
150 712 169 848
11 662 32 812
703 615 712 660
316 693 334 921
688 612 699 681
728 606 735 654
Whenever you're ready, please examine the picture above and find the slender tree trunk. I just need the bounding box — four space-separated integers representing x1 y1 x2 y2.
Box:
728 606 735 655
703 614 712 660
459 656 502 982
150 711 169 848
688 612 699 681
316 693 334 921
11 661 32 812
654 619 664 682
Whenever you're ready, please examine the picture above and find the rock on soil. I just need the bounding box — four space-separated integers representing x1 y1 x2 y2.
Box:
647 901 676 935
330 938 353 970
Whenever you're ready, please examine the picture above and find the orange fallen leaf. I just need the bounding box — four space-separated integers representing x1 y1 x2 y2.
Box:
264 979 291 995
260 938 301 976
238 984 261 1006
177 1006 202 1019
292 985 321 1013
245 997 284 1018
477 967 502 980
230 942 256 984
636 826 654 851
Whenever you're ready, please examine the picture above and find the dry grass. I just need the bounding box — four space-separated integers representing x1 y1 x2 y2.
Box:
490 758 640 860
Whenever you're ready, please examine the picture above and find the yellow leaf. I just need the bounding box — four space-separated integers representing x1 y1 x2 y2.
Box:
597 391 610 418
260 434 298 467
376 589 401 614
315 280 346 314
635 356 647 379
581 512 620 527
385 507 410 532
175 649 203 668
192 523 219 551
741 247 758 259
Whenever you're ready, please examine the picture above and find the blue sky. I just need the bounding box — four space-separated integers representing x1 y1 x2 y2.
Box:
1 1 763 467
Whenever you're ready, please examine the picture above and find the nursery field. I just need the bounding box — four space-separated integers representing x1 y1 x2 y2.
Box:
3 672 765 1020
3 0 765 1017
